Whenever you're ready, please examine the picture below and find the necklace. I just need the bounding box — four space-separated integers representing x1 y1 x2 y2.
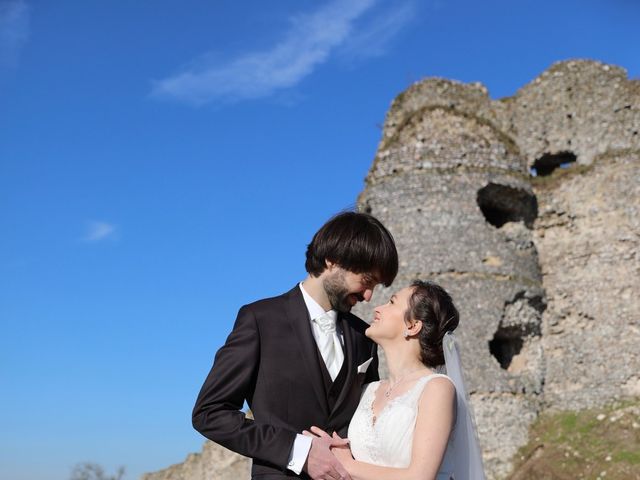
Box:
384 367 427 398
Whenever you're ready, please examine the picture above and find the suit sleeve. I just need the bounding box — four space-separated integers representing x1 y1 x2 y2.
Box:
192 304 297 469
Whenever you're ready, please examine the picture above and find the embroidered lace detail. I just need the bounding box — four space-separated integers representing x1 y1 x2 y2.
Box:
348 373 456 476
369 376 433 427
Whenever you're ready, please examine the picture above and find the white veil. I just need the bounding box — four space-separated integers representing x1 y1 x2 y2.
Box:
443 332 486 480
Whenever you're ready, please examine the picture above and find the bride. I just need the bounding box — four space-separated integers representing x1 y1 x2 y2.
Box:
306 280 485 480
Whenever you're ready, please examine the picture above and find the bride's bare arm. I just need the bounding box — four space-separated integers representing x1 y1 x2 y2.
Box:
331 377 455 480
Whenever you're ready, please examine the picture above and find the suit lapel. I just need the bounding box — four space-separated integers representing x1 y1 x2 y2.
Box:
285 285 330 417
330 313 358 417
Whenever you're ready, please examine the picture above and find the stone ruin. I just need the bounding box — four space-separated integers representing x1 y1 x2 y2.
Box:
143 59 640 480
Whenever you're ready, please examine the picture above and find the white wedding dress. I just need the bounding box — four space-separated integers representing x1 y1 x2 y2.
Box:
347 374 456 480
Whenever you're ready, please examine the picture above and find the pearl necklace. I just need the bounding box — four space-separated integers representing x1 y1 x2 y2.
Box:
384 368 427 398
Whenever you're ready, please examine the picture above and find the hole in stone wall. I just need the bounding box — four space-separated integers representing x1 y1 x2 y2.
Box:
489 294 545 370
530 151 577 176
477 183 538 228
489 329 524 370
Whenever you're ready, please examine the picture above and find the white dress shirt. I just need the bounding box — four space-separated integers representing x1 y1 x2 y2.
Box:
286 282 344 474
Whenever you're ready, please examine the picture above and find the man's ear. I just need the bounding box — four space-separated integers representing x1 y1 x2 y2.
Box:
325 259 337 271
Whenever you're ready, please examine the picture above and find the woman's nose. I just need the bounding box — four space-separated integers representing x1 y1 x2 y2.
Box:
363 288 373 302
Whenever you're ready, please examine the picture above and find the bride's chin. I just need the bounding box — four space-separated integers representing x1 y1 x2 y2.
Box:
365 326 378 340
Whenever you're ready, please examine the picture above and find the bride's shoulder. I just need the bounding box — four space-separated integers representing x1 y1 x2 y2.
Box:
419 374 456 402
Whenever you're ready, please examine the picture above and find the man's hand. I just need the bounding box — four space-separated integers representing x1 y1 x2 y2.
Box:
302 427 352 480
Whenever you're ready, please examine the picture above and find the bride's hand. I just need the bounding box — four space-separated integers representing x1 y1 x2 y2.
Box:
303 427 353 465
302 427 352 480
304 426 350 448
329 432 354 467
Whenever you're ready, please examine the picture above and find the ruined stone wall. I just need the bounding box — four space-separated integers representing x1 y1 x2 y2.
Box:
354 99 544 478
501 61 640 166
141 440 251 480
353 59 640 478
532 149 640 410
143 60 640 480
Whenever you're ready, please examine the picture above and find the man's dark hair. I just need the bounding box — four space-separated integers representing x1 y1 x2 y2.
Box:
305 211 398 286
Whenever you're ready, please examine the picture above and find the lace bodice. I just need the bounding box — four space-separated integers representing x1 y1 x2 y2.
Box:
347 374 455 479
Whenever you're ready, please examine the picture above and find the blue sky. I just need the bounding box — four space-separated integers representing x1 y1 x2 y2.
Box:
1 1 638 479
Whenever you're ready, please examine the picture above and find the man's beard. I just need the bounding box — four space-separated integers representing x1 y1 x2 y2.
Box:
323 269 361 313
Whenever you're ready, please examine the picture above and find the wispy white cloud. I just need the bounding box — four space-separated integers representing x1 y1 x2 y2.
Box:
82 221 118 243
151 0 414 106
339 1 416 61
0 0 30 68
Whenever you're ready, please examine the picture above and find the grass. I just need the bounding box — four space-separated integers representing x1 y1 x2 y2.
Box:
508 399 640 480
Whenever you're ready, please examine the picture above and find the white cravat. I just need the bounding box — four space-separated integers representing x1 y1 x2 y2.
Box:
312 310 344 381
287 283 345 474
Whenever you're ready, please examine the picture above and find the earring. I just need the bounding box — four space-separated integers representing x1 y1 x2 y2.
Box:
403 330 410 338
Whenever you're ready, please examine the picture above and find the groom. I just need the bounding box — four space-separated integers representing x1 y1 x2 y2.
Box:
192 211 398 479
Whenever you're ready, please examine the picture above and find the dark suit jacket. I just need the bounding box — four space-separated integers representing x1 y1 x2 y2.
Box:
192 284 379 479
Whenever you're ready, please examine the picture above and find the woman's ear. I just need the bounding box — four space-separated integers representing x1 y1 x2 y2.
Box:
408 320 423 336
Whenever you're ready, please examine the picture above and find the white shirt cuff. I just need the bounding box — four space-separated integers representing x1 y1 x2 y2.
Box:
287 433 313 474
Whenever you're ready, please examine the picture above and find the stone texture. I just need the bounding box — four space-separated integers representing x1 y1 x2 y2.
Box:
143 60 640 480
354 74 545 480
533 150 640 411
141 441 250 480
502 60 640 166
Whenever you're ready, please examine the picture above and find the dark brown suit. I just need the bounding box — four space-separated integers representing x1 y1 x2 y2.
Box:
192 284 379 479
